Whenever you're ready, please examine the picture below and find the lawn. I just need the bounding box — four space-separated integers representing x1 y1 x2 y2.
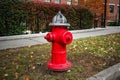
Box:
0 33 120 80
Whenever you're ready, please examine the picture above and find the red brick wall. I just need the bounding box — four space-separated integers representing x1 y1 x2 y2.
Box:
61 0 67 4
108 0 119 21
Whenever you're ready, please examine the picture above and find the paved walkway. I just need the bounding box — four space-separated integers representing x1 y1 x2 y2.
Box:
0 26 120 50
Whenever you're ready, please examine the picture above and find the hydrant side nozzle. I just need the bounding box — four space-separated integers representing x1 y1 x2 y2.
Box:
44 32 54 42
61 31 73 44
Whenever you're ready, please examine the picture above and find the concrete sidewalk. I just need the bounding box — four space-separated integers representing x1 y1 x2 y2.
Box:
0 26 120 50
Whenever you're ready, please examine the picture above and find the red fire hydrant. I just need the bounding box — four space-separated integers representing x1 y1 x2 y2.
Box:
44 11 73 71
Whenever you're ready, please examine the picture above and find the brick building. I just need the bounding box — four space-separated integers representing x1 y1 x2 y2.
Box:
108 0 120 22
78 0 120 26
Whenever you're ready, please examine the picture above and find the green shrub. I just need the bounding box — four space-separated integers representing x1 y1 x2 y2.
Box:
107 20 119 26
0 1 93 36
0 0 27 36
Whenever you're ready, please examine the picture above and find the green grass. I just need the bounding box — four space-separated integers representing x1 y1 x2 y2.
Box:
0 33 120 80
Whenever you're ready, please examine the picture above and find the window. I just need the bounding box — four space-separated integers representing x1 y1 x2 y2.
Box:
55 0 61 4
75 0 78 2
109 5 114 13
75 0 78 5
45 0 51 2
67 0 72 5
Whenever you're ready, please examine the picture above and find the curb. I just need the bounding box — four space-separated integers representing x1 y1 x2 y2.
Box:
87 63 120 80
0 33 47 41
0 28 106 41
70 28 106 34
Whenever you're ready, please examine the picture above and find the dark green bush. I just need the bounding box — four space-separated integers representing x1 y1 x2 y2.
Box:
0 0 27 36
0 1 93 36
107 20 119 26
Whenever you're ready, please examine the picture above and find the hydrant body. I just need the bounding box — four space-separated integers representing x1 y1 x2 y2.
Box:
44 11 73 71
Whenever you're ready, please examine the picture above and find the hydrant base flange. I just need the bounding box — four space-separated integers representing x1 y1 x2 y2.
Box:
47 60 71 71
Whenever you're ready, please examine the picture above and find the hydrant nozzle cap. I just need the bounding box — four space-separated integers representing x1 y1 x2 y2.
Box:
49 11 70 27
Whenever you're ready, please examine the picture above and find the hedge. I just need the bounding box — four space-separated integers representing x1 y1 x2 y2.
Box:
23 1 94 33
0 0 27 36
0 0 93 36
107 20 119 26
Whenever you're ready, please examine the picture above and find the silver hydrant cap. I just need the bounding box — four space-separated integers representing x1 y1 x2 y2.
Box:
49 11 70 27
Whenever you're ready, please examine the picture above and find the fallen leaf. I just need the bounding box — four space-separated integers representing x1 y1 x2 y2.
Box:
25 77 30 80
15 72 19 79
4 74 8 77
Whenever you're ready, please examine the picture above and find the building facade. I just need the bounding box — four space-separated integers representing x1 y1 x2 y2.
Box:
78 0 120 26
108 0 119 22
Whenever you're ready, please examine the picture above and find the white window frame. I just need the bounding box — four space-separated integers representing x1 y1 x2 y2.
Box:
45 0 51 2
109 3 115 13
67 0 72 5
55 0 61 4
75 0 78 5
